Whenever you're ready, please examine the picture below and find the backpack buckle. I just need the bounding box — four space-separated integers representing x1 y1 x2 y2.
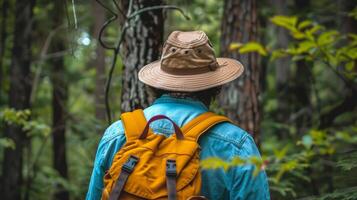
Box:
122 155 139 173
166 159 177 177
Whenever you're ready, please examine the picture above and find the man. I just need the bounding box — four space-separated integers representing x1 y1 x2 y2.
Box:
87 31 270 199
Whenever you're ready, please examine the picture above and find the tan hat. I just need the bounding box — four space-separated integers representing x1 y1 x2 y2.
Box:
138 31 244 92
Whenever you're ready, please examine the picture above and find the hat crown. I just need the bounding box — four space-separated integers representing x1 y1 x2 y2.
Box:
160 31 219 74
166 31 208 48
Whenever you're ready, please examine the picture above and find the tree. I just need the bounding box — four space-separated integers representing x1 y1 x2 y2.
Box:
120 0 164 112
292 0 313 135
0 0 9 98
49 1 69 200
219 0 261 144
1 0 36 199
273 0 292 136
92 1 107 123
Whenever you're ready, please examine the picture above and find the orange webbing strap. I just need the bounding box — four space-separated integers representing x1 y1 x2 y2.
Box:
181 112 231 141
121 109 147 142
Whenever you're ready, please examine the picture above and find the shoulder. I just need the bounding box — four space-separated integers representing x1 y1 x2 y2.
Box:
95 120 126 169
100 120 125 144
200 122 261 158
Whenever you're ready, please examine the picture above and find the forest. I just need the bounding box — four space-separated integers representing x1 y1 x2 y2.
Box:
0 0 356 199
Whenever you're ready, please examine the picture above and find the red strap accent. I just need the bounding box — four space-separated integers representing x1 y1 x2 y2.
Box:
139 115 184 140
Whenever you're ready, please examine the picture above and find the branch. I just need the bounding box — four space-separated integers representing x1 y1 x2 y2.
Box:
95 0 190 124
30 25 66 105
128 5 190 20
318 46 357 93
95 0 118 50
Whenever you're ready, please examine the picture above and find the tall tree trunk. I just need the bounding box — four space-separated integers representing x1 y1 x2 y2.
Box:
120 0 164 112
92 1 107 123
1 0 35 199
49 1 69 200
274 0 291 136
339 0 357 34
219 0 261 144
0 0 9 98
293 0 312 134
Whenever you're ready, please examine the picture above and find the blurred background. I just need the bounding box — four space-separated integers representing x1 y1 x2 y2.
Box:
0 0 356 199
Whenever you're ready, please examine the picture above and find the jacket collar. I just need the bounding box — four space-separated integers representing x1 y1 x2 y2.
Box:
153 94 208 111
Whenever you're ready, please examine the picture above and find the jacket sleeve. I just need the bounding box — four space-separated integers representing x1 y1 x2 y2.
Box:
230 135 270 200
86 121 126 200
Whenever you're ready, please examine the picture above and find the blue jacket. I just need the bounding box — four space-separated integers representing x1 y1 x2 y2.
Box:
86 95 270 200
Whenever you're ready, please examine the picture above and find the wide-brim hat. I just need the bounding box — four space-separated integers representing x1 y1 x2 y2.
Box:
138 31 244 92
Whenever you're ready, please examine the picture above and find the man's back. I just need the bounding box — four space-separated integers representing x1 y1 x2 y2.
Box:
86 95 270 200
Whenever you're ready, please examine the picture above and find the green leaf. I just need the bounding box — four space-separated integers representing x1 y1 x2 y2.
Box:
348 7 357 20
0 108 31 125
345 61 355 72
271 49 288 61
307 25 323 34
348 33 357 46
0 138 16 149
200 157 230 171
298 20 313 30
317 30 339 46
274 145 289 161
345 47 357 59
270 15 298 32
291 55 305 61
305 25 324 41
337 151 357 171
229 42 243 51
291 31 306 39
238 42 267 56
297 40 316 53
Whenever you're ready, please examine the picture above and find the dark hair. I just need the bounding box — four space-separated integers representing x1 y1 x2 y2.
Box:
147 86 222 107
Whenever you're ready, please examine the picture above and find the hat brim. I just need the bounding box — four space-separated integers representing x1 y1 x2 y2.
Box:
138 58 244 92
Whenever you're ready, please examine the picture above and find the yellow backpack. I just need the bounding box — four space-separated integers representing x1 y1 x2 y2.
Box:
102 109 230 200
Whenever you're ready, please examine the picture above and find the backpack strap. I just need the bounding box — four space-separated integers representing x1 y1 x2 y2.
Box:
121 109 148 142
181 112 231 141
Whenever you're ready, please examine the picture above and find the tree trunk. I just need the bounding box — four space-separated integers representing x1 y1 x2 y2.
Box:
1 0 35 199
219 0 261 144
49 1 69 200
120 0 164 112
293 0 312 135
92 1 107 123
0 0 9 97
273 0 291 134
338 0 357 34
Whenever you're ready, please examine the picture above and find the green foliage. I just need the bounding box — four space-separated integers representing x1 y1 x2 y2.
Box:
0 108 31 125
349 7 357 20
229 42 268 56
269 15 357 82
0 108 51 138
0 137 15 149
336 151 357 171
205 14 357 199
303 186 357 200
201 156 264 177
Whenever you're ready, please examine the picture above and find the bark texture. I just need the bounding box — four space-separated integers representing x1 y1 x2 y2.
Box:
120 0 164 112
1 0 35 199
49 2 69 200
219 0 261 144
92 1 107 123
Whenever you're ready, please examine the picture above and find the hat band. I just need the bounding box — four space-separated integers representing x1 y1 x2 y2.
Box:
161 61 219 75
